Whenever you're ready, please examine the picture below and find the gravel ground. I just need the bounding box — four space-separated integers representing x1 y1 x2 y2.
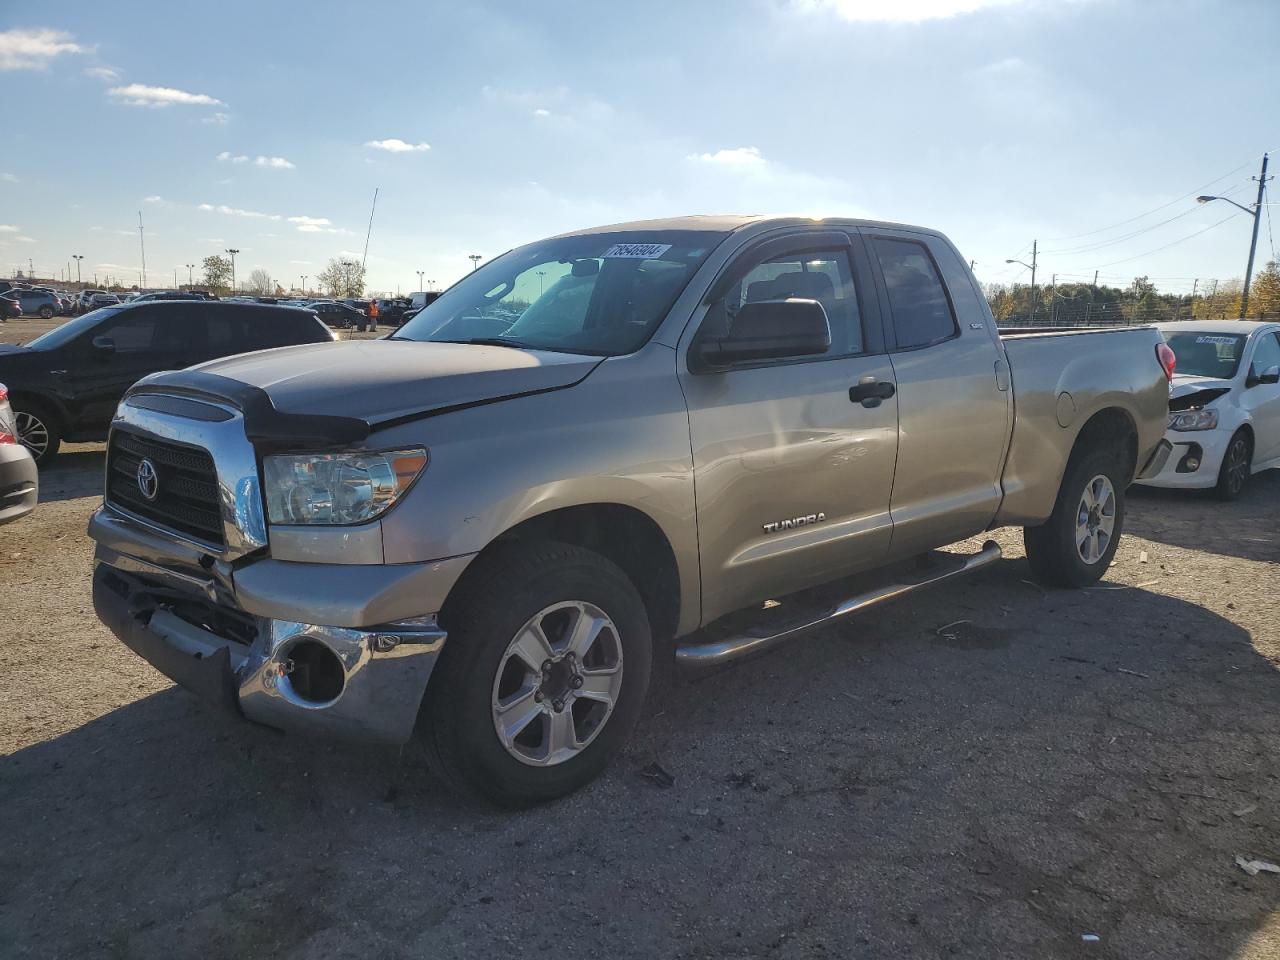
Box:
1 316 1278 959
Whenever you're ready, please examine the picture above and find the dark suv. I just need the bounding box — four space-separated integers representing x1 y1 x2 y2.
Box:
0 301 336 465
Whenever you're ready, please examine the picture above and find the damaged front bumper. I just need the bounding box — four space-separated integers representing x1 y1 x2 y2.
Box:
91 509 453 745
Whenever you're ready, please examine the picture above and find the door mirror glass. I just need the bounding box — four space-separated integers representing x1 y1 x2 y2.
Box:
698 298 831 367
1257 364 1280 386
90 335 116 354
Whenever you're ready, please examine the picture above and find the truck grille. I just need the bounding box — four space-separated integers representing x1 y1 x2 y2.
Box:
106 429 225 546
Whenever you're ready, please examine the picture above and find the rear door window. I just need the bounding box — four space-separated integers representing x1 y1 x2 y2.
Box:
871 237 958 350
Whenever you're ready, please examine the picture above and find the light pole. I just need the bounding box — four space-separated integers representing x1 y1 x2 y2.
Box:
341 260 357 298
537 270 546 296
1006 239 1038 321
468 254 482 271
1197 153 1270 318
185 263 195 288
300 275 307 295
225 248 240 293
73 254 83 285
416 269 424 291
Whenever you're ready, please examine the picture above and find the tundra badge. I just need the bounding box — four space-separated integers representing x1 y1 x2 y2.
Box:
762 512 826 534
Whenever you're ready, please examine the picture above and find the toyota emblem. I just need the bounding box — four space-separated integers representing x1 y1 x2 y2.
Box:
135 458 159 501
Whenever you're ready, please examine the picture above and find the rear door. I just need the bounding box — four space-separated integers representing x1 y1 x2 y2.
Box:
1243 330 1280 464
680 229 900 623
863 230 1010 557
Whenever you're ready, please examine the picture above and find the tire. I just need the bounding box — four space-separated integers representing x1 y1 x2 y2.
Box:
13 399 62 466
421 541 652 807
1213 429 1252 501
1024 446 1126 588
38 305 53 319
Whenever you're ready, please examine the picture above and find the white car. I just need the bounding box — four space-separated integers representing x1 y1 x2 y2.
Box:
1137 320 1280 499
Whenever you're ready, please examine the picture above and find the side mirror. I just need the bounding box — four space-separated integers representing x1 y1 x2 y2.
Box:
1252 364 1280 386
91 335 116 355
697 298 831 368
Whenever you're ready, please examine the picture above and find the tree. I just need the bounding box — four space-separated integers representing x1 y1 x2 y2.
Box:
1248 260 1280 319
316 257 366 298
202 255 232 294
247 268 273 295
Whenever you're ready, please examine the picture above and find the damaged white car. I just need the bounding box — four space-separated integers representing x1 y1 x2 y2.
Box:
1137 321 1280 499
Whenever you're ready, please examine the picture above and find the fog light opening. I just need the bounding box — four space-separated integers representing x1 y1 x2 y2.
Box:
280 639 345 705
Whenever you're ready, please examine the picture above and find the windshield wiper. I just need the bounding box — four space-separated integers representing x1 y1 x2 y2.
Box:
441 337 532 348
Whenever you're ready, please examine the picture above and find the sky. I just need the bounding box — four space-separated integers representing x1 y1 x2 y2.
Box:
1 0 1277 297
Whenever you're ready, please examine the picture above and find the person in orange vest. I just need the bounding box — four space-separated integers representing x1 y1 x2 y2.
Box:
368 297 379 330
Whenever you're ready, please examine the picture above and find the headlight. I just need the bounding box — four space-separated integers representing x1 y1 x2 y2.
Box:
263 448 428 525
1168 409 1218 432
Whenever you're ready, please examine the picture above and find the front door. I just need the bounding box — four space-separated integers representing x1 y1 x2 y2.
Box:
679 230 900 624
1243 330 1280 464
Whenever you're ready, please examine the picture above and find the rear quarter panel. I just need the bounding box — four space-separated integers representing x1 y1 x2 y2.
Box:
995 328 1169 526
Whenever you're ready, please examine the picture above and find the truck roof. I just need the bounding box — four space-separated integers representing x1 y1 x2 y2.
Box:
552 214 948 240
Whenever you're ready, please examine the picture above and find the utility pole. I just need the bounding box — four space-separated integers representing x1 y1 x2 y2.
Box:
1241 153 1270 318
1049 273 1058 323
1004 240 1037 320
1185 278 1198 321
1209 279 1219 318
138 211 147 288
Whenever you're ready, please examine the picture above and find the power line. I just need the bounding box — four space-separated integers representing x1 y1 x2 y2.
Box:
1041 157 1257 242
1086 212 1241 269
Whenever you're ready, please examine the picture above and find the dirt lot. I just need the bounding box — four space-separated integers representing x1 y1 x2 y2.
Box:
1 315 1278 959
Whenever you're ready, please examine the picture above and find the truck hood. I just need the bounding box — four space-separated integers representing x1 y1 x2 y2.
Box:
190 339 604 424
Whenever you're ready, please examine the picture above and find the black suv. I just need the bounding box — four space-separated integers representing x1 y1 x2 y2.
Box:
0 301 336 465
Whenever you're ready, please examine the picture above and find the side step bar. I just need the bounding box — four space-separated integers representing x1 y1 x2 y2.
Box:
675 539 1002 667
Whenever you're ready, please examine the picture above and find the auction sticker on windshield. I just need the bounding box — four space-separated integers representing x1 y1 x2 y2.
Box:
603 243 672 259
1196 336 1238 344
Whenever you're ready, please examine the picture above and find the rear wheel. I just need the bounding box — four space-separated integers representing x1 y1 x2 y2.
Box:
1214 430 1251 501
13 401 62 466
421 542 652 806
38 305 53 319
1024 446 1126 587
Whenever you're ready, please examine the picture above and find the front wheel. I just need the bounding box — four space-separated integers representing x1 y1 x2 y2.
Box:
1024 447 1126 587
421 542 652 806
38 305 53 319
1214 430 1252 501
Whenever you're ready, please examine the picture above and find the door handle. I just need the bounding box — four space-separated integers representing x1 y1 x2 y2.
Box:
849 377 896 408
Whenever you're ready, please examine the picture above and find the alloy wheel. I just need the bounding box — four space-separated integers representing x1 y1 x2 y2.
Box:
491 600 624 767
1074 474 1116 565
15 411 49 459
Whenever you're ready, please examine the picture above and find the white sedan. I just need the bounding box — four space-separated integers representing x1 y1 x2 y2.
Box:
1137 320 1280 499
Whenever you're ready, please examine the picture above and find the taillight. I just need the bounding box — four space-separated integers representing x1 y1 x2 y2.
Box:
1156 342 1176 382
0 385 15 445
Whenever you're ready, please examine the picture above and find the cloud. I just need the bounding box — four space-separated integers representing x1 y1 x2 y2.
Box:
108 83 224 108
533 108 551 117
197 202 281 221
202 112 230 125
14 235 36 243
364 138 430 153
143 195 164 204
217 151 248 163
83 65 119 81
289 260 312 266
0 224 17 232
0 172 16 183
287 214 347 234
199 238 224 244
790 0 1026 21
253 155 295 170
687 146 768 167
0 28 84 71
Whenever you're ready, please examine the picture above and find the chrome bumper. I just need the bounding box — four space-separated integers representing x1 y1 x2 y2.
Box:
92 523 448 746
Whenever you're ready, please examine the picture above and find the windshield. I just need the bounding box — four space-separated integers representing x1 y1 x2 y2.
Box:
25 307 125 351
1163 331 1247 379
394 230 727 356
